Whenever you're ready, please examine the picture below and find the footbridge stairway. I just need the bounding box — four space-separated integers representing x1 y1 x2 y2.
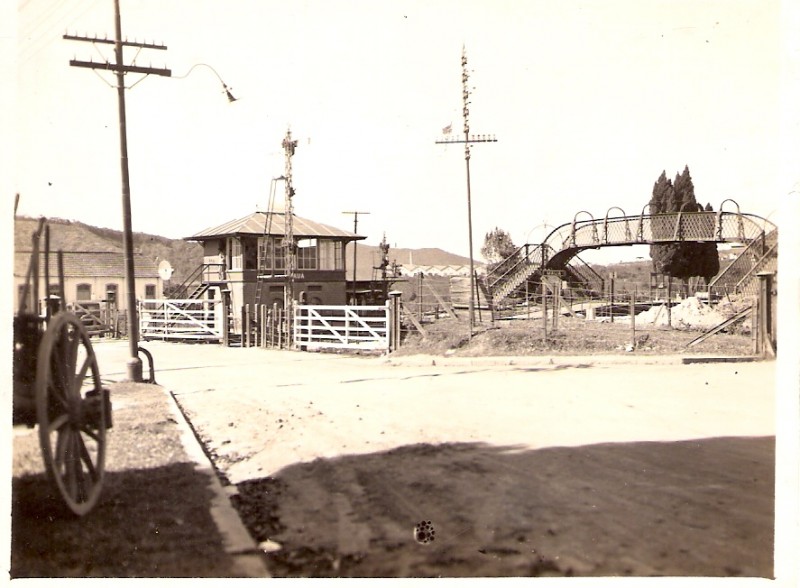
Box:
707 227 778 297
486 206 776 308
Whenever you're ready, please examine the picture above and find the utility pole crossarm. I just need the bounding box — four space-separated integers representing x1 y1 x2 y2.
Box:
68 59 172 77
63 33 167 50
435 135 498 144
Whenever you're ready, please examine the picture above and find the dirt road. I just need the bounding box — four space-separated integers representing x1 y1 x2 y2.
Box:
94 341 776 577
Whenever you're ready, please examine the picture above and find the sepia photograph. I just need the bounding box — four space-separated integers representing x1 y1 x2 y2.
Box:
4 0 799 583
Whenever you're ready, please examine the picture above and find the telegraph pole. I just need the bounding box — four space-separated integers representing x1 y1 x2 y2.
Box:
282 129 298 342
435 46 497 335
342 211 369 304
64 0 171 382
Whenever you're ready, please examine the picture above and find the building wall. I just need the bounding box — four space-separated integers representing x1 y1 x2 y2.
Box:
198 236 350 332
14 274 162 314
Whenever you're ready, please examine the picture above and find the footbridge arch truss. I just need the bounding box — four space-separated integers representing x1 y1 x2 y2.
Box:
486 202 776 306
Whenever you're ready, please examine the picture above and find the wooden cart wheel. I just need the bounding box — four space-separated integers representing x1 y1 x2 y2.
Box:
36 312 107 516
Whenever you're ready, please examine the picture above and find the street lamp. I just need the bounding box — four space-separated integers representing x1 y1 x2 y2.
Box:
173 63 238 102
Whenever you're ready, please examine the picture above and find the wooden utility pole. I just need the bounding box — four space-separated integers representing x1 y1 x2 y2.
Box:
64 1 171 382
435 46 497 336
282 129 298 343
342 211 369 303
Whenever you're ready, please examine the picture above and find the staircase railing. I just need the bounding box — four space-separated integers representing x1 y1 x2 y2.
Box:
483 243 555 305
563 254 605 295
735 243 778 297
168 263 225 299
708 229 777 294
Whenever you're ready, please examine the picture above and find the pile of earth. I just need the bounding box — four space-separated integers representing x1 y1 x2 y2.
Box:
617 297 752 331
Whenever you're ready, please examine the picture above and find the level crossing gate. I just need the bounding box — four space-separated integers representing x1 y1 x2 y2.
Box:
293 304 390 351
139 298 225 342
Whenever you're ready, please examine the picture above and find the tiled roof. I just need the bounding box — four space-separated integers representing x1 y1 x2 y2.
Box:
14 251 159 279
188 211 364 241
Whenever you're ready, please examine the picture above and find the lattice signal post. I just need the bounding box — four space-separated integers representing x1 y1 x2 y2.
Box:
282 129 298 340
435 47 497 335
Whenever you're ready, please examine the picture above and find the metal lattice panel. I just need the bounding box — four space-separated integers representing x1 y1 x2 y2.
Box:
487 210 775 306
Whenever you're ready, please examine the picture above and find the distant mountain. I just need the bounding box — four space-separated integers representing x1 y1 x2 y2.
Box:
14 216 478 285
344 243 481 281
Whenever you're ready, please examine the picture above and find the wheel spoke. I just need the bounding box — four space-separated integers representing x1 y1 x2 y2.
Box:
60 430 78 500
54 428 68 473
47 413 70 434
73 432 89 502
50 337 67 402
66 325 80 375
47 380 69 410
76 431 98 481
79 424 101 443
75 355 93 393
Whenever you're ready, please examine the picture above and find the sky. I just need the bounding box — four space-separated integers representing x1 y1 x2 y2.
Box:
7 0 800 264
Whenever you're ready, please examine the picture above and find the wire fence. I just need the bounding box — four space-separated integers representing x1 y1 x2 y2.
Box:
396 276 757 354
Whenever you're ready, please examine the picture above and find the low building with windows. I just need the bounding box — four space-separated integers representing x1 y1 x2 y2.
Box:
13 217 163 319
185 209 365 314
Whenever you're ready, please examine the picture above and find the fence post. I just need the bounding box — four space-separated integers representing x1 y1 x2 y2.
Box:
389 291 401 351
666 277 672 327
757 272 775 357
222 291 230 347
243 304 250 347
261 304 266 348
609 273 615 324
552 278 560 331
630 289 636 350
277 307 283 349
271 303 277 347
418 273 424 323
542 280 548 342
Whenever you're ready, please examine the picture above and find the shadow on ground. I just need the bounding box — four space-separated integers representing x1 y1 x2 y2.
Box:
233 435 774 578
11 463 243 578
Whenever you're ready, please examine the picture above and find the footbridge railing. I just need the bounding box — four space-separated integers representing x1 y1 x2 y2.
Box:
486 205 775 306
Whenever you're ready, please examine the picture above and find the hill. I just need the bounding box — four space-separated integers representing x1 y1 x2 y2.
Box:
14 216 204 284
14 217 478 285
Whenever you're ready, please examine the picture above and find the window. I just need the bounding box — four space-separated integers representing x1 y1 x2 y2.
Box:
297 239 318 270
258 237 286 272
106 283 118 305
76 283 91 301
319 240 343 270
230 238 243 270
145 284 157 299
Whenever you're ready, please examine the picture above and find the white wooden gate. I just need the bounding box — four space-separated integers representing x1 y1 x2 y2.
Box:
293 304 390 351
139 298 224 342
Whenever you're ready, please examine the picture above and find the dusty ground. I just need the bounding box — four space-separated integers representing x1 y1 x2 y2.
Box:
9 330 780 578
86 340 777 578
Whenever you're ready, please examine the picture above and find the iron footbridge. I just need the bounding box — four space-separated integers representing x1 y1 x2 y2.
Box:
486 200 776 306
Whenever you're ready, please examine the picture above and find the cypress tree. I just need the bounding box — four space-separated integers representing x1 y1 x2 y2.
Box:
648 166 719 284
